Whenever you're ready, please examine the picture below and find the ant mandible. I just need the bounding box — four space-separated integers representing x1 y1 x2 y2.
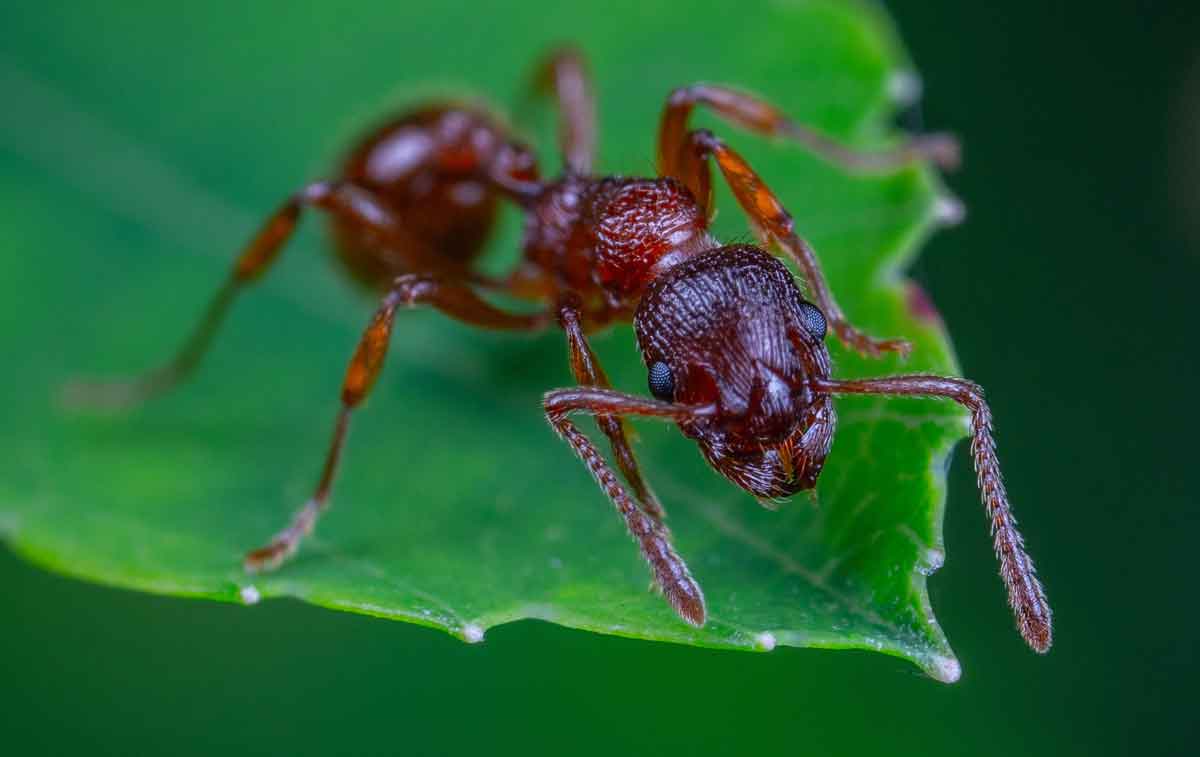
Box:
73 48 1051 653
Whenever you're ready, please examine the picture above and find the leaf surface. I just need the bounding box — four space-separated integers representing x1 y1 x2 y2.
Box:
0 0 968 680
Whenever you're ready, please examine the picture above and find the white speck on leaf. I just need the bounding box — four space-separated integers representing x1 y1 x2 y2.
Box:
755 632 777 651
462 624 485 644
239 585 260 605
934 194 966 226
917 547 945 576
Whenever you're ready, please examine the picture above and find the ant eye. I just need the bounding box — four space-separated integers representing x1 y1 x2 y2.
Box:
798 302 827 340
647 361 675 401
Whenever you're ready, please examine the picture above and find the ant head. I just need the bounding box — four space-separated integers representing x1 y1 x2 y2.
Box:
635 246 836 499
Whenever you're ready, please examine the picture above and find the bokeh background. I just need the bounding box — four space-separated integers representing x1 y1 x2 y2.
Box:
1 1 1196 755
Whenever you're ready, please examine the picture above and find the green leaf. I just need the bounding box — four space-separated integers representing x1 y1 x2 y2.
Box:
0 0 969 680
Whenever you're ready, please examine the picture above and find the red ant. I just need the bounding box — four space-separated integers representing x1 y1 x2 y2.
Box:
72 48 1051 653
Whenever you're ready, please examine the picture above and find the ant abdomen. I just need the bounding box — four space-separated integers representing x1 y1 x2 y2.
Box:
634 245 835 498
333 104 537 287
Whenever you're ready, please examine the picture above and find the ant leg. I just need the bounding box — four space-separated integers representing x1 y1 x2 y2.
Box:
543 386 715 626
245 273 550 572
65 181 424 409
812 374 1052 653
684 129 911 359
557 297 666 523
530 46 596 175
657 84 959 179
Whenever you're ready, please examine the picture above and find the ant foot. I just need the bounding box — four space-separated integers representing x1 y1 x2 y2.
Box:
833 322 912 360
243 540 294 573
665 575 707 627
911 133 961 171
243 500 318 572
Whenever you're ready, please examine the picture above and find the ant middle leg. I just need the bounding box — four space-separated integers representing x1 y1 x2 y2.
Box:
543 386 715 626
657 83 959 179
680 129 911 358
245 273 551 572
65 181 426 410
557 296 665 523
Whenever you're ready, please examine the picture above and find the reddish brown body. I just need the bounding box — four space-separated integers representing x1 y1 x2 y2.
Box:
515 176 711 315
74 49 1051 655
635 246 835 499
330 105 537 285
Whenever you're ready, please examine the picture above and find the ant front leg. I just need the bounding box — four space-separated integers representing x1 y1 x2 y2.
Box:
65 181 423 409
530 46 596 175
244 274 550 572
681 130 911 358
543 386 714 626
557 297 665 523
657 83 959 179
812 374 1052 653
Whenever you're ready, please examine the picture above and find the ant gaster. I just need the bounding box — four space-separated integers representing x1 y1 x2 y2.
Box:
72 48 1051 653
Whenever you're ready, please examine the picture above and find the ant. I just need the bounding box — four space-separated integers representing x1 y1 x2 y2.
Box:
71 48 1051 653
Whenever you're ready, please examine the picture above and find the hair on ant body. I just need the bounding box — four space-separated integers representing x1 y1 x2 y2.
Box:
72 48 1050 653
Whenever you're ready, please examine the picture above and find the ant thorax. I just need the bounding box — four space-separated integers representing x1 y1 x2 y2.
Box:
522 175 715 310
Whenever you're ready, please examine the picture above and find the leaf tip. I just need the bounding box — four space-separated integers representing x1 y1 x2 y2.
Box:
933 194 966 227
928 654 962 684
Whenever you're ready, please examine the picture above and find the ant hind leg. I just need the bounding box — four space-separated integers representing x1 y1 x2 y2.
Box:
64 181 425 410
245 273 550 572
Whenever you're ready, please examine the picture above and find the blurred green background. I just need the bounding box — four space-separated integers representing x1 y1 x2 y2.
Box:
1 1 1196 755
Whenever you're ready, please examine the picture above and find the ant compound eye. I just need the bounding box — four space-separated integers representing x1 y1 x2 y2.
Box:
797 302 827 341
647 361 675 401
